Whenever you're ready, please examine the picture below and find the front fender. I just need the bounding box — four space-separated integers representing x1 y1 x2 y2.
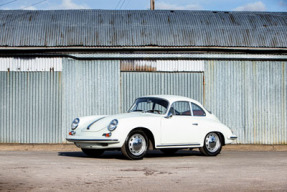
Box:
112 116 161 147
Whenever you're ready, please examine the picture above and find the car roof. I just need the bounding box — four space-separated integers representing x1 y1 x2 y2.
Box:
138 95 202 105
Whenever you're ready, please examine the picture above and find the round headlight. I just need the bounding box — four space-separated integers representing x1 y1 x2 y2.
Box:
71 118 80 130
108 119 118 131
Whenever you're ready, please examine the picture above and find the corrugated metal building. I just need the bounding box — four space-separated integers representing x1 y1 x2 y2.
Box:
0 10 286 144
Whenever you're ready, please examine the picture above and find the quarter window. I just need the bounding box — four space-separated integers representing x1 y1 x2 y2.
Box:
191 103 206 116
169 101 191 116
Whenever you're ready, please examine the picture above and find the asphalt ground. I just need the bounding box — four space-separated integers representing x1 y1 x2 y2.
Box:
0 150 286 192
1 144 287 152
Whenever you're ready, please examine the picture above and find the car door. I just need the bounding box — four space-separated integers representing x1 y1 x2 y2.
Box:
160 101 201 146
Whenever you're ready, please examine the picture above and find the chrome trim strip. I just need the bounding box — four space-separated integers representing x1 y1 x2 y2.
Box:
66 138 119 143
87 117 105 130
156 144 200 147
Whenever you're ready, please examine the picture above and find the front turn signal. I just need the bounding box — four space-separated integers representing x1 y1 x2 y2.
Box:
69 131 76 135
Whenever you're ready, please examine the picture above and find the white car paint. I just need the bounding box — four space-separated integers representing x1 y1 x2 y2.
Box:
66 95 237 151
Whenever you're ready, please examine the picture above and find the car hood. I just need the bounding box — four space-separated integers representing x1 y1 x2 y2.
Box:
80 112 161 132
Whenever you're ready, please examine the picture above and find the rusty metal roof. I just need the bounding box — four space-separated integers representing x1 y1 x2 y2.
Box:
0 10 287 48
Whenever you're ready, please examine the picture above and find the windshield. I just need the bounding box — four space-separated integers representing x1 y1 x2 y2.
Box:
129 98 169 115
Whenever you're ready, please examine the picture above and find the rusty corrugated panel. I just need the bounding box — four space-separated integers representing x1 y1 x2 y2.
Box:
61 59 120 141
121 72 203 112
204 60 287 144
121 60 157 71
0 10 287 48
120 60 204 72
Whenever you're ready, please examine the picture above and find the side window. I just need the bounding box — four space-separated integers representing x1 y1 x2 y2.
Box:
191 103 206 116
170 101 191 116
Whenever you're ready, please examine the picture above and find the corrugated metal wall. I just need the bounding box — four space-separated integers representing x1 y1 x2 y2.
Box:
0 57 120 143
1 56 286 144
205 60 287 144
61 59 120 141
121 72 203 112
0 71 62 143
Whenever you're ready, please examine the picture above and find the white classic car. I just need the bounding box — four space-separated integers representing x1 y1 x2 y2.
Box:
66 95 237 160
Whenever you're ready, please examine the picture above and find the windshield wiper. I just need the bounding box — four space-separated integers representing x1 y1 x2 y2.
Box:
131 110 144 112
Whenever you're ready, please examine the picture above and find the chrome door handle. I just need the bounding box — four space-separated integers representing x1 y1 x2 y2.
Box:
192 123 198 126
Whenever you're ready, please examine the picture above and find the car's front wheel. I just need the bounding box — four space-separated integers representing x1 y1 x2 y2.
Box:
199 132 222 156
81 148 105 157
121 130 148 160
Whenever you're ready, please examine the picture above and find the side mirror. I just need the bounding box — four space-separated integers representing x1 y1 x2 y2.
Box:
165 111 173 119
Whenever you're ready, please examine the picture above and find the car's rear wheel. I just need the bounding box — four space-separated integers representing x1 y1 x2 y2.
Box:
199 132 222 156
121 130 148 160
160 149 179 155
81 148 105 157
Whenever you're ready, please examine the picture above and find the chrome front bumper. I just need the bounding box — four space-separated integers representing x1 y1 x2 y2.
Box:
66 138 120 144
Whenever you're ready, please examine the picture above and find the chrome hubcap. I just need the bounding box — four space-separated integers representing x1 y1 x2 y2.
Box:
205 133 221 153
128 134 147 156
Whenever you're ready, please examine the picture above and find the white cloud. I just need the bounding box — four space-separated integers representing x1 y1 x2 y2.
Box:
156 2 202 10
60 0 89 9
233 1 266 11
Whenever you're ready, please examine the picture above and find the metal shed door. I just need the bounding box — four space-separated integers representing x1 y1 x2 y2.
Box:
0 58 62 143
121 72 203 112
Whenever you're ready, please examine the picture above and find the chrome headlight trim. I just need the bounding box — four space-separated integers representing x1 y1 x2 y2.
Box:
108 119 118 131
71 118 80 130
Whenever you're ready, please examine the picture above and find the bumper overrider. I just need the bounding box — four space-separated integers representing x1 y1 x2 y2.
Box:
229 135 238 140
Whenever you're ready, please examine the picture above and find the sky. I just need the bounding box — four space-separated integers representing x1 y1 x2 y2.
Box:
0 0 286 12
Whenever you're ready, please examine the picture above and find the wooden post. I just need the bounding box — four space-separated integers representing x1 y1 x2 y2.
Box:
150 0 155 10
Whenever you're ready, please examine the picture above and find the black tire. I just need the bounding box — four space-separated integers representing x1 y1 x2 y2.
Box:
81 148 105 157
199 132 222 156
121 130 149 160
160 149 179 155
